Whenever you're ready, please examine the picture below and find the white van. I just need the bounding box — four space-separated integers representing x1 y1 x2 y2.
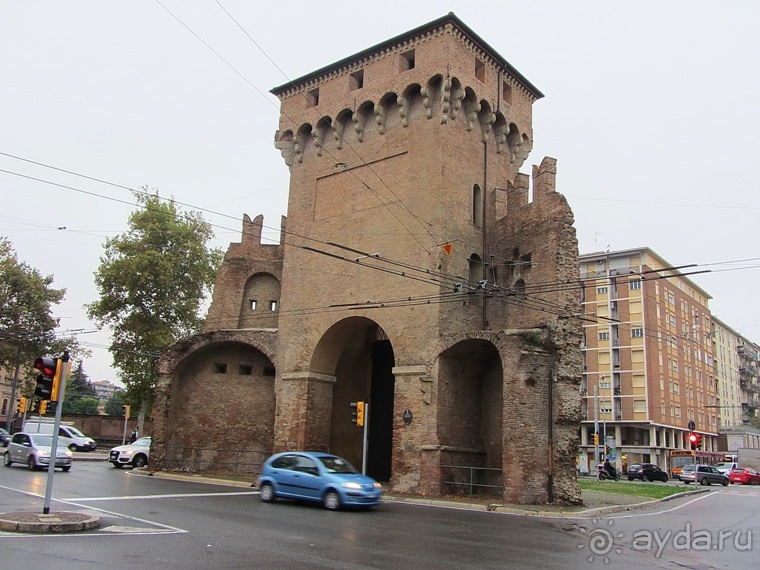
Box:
22 421 97 452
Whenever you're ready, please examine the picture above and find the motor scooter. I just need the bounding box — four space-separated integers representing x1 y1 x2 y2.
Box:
597 465 620 481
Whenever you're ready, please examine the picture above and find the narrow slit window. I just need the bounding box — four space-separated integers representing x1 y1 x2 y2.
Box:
250 300 257 311
306 88 319 107
475 59 485 82
269 301 277 311
472 184 482 226
238 364 254 375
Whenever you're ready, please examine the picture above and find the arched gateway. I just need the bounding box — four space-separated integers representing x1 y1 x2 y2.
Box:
154 14 583 505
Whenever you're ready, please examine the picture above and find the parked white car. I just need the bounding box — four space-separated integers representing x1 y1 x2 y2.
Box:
109 437 151 468
715 462 738 474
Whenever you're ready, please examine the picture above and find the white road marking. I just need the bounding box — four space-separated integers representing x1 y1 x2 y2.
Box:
61 490 259 502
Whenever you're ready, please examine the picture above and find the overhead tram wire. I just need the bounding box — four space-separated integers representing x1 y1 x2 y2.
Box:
211 0 437 250
156 0 433 254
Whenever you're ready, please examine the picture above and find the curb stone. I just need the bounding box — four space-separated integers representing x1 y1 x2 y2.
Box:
0 511 100 533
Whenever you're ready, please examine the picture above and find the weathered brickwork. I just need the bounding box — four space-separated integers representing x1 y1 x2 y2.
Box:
155 14 582 505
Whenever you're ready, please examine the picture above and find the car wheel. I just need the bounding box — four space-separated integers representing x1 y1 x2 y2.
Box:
28 456 38 471
722 478 729 487
61 466 71 472
259 483 275 503
3 453 11 467
628 477 634 481
684 481 690 484
700 477 709 486
323 490 341 511
69 444 78 452
132 454 147 468
642 475 648 482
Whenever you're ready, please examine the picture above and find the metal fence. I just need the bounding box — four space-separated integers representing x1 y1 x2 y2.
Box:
163 446 269 476
441 464 503 497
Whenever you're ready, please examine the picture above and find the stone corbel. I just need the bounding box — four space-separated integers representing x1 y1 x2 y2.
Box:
375 105 387 134
495 122 509 155
398 96 409 127
332 122 344 150
421 87 433 119
450 87 464 120
312 130 325 157
480 112 496 143
466 101 481 132
440 78 452 124
274 136 295 168
353 113 366 142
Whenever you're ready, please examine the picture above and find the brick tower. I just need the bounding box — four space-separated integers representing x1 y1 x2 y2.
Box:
154 13 582 505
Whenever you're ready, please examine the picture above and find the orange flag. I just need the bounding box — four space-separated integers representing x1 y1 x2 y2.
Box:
441 243 453 256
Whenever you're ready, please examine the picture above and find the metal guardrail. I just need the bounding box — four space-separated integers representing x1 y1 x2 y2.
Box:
162 446 268 476
441 464 503 497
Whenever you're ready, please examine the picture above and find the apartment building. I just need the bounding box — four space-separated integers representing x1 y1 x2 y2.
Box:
579 247 718 474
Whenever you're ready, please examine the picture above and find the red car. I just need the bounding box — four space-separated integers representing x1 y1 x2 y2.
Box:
729 468 760 485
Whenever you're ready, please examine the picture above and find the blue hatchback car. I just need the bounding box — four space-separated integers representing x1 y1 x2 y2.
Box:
258 451 382 510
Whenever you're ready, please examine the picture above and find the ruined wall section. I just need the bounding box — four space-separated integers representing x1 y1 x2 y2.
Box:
492 157 583 504
203 214 285 333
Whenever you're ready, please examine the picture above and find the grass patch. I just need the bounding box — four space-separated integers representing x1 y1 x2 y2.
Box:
578 479 688 499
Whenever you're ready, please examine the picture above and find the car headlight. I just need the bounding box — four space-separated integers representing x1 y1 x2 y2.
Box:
121 450 134 457
343 482 362 490
373 482 382 489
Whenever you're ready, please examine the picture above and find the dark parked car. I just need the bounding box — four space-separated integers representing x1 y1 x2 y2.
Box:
680 464 729 486
627 463 668 482
0 428 10 447
258 451 382 510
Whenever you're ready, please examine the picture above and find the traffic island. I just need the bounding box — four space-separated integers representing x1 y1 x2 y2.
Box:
0 511 100 533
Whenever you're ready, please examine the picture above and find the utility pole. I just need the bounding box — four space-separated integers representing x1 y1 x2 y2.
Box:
4 344 22 432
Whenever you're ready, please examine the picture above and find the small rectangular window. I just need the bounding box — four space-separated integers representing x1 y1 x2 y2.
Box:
502 81 512 105
213 362 228 374
400 49 415 71
475 59 485 82
269 301 277 311
598 332 610 341
238 364 254 375
349 70 364 90
631 327 644 338
250 300 257 311
306 88 319 107
629 279 641 290
597 286 608 294
263 366 275 377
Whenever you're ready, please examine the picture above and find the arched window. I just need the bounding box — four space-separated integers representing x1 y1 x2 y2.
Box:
469 254 484 285
472 185 482 226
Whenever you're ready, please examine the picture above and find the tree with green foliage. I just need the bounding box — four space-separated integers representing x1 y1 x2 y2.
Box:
62 361 98 414
104 391 126 416
86 190 223 425
0 238 87 428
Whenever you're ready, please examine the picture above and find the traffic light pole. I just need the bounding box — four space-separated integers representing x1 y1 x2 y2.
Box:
42 351 69 515
361 403 369 475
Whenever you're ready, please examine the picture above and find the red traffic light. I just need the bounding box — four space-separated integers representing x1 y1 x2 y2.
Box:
689 433 697 443
33 357 56 376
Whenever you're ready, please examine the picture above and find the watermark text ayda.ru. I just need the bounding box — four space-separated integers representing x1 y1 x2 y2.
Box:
631 523 751 558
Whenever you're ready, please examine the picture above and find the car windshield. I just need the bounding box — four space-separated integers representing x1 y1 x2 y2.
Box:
681 465 695 472
629 465 642 470
319 455 359 474
67 427 86 437
29 435 54 446
133 437 151 446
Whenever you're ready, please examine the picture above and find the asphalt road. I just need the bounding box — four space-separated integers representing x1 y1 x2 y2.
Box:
0 459 758 569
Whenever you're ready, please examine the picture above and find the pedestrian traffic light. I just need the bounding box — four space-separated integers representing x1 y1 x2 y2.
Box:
39 400 48 415
593 433 599 445
17 397 27 413
30 399 40 413
123 405 131 419
33 356 61 401
689 432 698 450
350 402 359 424
356 401 365 427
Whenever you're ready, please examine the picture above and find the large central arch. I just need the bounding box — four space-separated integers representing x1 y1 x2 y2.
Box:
310 316 395 481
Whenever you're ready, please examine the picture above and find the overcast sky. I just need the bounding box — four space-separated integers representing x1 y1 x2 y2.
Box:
2 1 758 384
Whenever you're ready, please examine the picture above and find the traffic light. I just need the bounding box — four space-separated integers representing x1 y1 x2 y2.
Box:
593 433 599 446
17 397 27 413
356 401 365 427
30 399 40 413
39 401 48 415
695 434 702 450
689 432 698 450
350 402 359 424
123 405 131 419
33 356 61 401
